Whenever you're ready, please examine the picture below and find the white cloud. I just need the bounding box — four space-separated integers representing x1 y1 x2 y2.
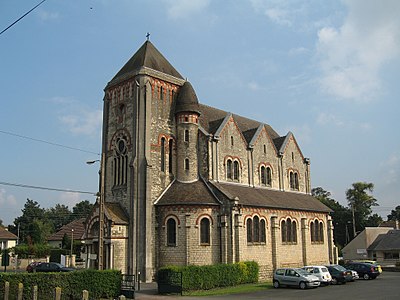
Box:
265 8 292 26
162 0 210 19
36 9 59 21
0 188 17 207
316 112 345 126
58 192 81 208
379 153 400 185
59 109 102 136
316 0 400 101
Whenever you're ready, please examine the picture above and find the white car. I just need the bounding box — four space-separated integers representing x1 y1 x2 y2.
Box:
302 266 332 285
273 268 321 289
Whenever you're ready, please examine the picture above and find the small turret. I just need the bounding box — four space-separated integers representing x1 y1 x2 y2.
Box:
175 82 200 182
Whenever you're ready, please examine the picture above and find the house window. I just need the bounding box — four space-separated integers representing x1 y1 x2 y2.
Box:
282 218 297 243
166 218 176 246
200 218 210 245
289 171 299 190
253 216 260 242
266 167 272 186
260 219 266 243
261 166 272 186
161 137 166 172
184 129 189 142
184 158 189 170
261 166 266 185
227 159 233 180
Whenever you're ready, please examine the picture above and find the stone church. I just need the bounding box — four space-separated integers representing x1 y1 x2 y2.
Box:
83 40 335 281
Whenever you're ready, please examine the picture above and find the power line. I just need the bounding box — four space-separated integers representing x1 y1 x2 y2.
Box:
0 129 100 156
0 181 96 195
0 0 47 36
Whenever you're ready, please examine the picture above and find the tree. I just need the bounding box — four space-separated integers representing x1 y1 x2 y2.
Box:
13 198 46 244
71 200 94 220
387 205 400 221
45 204 72 232
346 182 378 235
312 187 352 248
366 213 383 227
30 219 53 244
0 218 3 228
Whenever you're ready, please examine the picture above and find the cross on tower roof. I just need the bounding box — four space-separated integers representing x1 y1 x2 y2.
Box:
146 32 150 41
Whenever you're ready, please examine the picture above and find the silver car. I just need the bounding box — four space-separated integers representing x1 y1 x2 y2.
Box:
273 268 321 289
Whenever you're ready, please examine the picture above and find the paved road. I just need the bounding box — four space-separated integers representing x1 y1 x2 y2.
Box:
135 271 400 300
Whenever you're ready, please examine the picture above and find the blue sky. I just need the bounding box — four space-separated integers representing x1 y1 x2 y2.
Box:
1 0 399 226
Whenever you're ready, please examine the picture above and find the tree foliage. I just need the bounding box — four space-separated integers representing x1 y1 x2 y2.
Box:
387 205 400 221
346 182 378 233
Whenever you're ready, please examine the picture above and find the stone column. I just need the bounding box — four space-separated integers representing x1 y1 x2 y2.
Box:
301 218 309 266
327 216 335 264
220 215 228 264
271 216 279 270
185 214 191 265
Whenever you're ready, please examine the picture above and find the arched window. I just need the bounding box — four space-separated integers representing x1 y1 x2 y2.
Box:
246 218 253 243
282 218 297 243
281 220 287 243
253 216 260 242
233 161 239 181
166 218 176 246
227 159 233 180
113 135 128 187
319 222 324 242
261 166 266 185
200 218 210 245
311 221 324 243
168 139 173 173
161 137 166 172
310 221 315 242
260 219 266 243
184 158 189 170
294 173 299 190
266 167 272 186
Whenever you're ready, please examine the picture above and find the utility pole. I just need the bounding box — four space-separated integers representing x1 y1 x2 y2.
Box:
98 152 106 270
351 203 357 238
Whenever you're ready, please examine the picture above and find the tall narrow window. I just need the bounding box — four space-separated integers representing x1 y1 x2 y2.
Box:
160 86 164 101
167 218 176 246
227 159 233 180
266 167 272 186
281 220 287 242
260 219 266 243
294 173 299 190
263 144 266 154
253 216 260 242
261 166 266 185
184 129 189 142
184 158 189 170
287 218 292 242
168 139 173 173
231 136 234 147
200 218 210 244
319 222 324 242
114 136 128 186
161 137 166 172
233 161 239 180
310 221 315 242
292 220 297 243
290 172 294 189
247 218 253 243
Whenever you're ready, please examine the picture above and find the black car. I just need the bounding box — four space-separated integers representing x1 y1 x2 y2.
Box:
33 262 75 272
326 265 353 284
344 262 380 280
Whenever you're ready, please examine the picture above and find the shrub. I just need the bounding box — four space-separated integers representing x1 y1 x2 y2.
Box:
157 261 259 292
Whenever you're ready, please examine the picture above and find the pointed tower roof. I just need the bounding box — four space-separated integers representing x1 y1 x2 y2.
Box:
107 41 183 87
175 81 200 114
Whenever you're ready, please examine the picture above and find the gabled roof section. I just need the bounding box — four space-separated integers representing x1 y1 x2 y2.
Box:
0 228 18 240
248 124 278 154
198 104 280 144
47 219 85 241
275 131 304 159
367 230 400 251
210 181 332 213
155 178 221 206
108 41 183 86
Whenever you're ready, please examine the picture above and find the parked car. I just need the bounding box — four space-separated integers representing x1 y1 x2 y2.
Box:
348 269 359 281
344 262 380 280
353 260 382 273
273 268 321 289
33 262 75 272
302 266 332 285
26 262 42 273
325 265 353 285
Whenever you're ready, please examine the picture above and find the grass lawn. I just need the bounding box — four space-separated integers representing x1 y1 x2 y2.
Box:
183 282 273 296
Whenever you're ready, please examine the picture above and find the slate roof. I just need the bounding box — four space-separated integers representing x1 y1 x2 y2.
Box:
47 219 85 241
155 179 220 206
210 181 332 213
367 230 400 251
175 81 200 114
105 202 129 224
108 40 183 87
198 104 281 145
0 228 18 240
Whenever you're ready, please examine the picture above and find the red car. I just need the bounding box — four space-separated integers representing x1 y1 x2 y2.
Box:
26 262 41 273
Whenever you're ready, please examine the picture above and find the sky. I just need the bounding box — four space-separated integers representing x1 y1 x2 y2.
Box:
1 0 399 226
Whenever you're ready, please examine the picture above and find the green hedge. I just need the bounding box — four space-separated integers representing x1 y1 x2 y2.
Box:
0 269 122 300
157 261 259 292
